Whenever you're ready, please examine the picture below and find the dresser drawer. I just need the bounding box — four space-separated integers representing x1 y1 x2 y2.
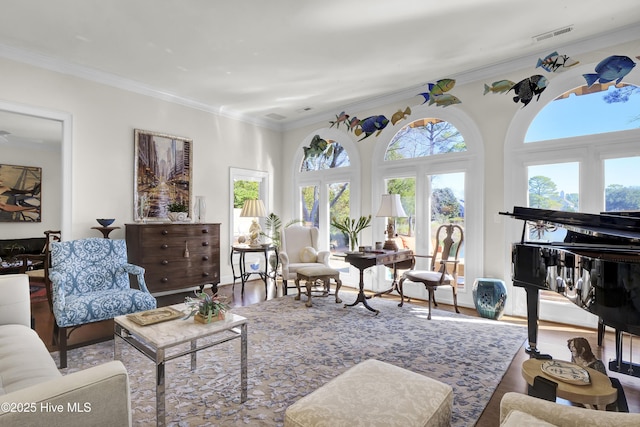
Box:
126 223 221 293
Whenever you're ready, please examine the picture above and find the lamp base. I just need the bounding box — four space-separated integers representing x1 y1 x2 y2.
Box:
383 239 398 251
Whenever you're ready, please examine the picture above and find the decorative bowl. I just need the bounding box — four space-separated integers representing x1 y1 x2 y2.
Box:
96 218 115 227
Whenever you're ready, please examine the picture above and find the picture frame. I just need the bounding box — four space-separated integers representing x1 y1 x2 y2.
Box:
134 129 192 222
0 163 42 222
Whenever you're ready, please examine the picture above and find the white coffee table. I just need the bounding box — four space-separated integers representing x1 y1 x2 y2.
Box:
114 304 248 426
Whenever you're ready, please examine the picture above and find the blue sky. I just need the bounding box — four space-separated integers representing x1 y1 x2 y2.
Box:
525 84 639 194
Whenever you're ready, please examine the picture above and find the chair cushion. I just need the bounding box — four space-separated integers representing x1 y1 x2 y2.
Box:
296 266 340 278
404 270 454 284
54 289 157 328
501 410 556 427
299 246 318 263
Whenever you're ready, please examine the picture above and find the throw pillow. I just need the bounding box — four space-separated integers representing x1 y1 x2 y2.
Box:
299 246 318 263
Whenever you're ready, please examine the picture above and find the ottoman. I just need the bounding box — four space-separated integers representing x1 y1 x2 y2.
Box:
295 266 342 307
284 359 453 427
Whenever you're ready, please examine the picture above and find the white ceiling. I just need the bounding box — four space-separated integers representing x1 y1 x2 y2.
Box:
1 0 640 131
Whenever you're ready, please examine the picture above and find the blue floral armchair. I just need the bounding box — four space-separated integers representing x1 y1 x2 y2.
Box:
49 238 157 368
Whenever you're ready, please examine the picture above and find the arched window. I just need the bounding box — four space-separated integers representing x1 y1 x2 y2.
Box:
293 130 360 263
300 139 350 171
373 107 483 303
504 66 640 328
385 119 467 160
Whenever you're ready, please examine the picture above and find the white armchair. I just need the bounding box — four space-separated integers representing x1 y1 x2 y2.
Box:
279 226 330 295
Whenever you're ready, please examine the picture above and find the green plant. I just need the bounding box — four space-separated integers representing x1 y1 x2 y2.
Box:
183 291 229 323
331 215 372 251
260 212 303 248
167 201 188 212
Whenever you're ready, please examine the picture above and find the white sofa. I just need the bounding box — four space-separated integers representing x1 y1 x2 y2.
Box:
500 392 640 426
0 274 131 427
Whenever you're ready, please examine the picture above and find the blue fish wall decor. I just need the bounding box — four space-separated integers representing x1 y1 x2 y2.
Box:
583 55 636 87
354 115 389 141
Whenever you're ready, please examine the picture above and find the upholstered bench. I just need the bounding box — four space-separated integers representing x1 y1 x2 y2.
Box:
294 266 342 307
284 358 453 427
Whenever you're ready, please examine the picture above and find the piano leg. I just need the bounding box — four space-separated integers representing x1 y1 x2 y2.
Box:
525 286 553 360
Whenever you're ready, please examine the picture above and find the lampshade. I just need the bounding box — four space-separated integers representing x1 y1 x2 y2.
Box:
376 194 407 218
240 199 266 218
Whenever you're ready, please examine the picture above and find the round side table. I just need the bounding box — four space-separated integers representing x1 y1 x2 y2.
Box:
91 226 120 238
521 358 617 410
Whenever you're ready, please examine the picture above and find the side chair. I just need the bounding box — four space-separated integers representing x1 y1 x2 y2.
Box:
17 230 61 313
398 224 464 319
279 225 330 295
49 237 157 368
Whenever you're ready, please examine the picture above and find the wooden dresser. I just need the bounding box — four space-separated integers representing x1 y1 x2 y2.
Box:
125 223 220 294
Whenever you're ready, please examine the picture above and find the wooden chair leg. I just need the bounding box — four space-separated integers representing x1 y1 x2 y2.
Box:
398 278 406 307
283 279 289 295
452 285 460 313
427 287 435 320
58 326 67 369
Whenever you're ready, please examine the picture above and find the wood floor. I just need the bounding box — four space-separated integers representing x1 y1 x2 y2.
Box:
32 279 639 426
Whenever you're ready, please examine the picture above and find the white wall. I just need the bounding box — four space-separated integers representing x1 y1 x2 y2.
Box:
0 57 283 283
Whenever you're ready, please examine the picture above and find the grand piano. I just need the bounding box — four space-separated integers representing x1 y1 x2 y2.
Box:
500 206 640 377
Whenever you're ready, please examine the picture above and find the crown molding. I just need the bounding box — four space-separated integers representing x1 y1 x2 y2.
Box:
1 22 638 134
0 43 283 132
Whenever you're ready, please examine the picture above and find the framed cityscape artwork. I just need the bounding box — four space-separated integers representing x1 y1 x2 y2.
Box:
133 129 192 221
0 163 42 222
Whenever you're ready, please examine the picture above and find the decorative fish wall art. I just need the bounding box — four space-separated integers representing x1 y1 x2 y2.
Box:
483 80 516 95
353 115 390 141
509 75 548 107
330 111 349 129
303 135 331 159
417 78 459 107
536 51 579 73
391 107 411 125
582 55 636 87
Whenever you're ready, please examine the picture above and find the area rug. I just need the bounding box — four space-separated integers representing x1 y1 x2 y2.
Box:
53 292 526 426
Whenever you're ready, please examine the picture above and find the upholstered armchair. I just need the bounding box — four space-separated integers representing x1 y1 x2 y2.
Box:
279 225 330 295
49 238 157 368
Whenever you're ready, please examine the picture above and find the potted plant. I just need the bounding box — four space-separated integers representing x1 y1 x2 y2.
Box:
184 291 229 323
167 201 189 222
260 213 303 269
331 215 372 251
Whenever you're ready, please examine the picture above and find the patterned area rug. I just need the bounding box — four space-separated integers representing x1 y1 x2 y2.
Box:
53 292 526 426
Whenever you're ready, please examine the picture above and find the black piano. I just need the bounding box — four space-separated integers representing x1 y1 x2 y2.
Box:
500 206 640 377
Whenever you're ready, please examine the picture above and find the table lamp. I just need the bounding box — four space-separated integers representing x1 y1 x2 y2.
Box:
240 199 266 246
376 194 407 251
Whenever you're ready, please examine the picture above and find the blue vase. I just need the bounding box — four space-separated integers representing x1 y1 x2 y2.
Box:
472 278 507 320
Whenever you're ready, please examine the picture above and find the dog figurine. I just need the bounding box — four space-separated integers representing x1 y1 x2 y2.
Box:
567 337 607 375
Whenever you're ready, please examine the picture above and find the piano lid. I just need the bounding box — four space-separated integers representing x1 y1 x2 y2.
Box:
499 206 640 241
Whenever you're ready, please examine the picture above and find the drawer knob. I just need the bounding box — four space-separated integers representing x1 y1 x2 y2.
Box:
202 255 209 261
202 272 210 277
202 229 209 234
162 230 169 235
161 260 169 265
202 241 209 246
161 244 168 249
161 277 168 283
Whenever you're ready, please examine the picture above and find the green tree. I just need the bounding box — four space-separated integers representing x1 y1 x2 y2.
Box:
386 178 416 235
385 119 466 160
233 180 259 208
431 187 461 221
528 176 559 209
605 184 640 211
